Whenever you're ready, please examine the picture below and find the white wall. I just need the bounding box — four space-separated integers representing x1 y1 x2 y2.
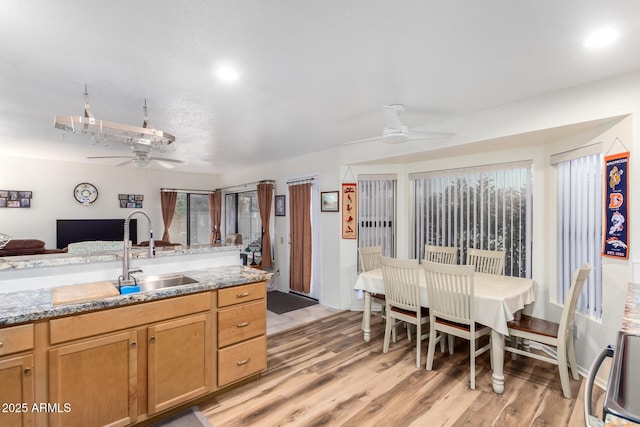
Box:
0 156 220 248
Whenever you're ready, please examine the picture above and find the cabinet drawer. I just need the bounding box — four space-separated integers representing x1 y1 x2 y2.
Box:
0 324 34 357
218 300 266 347
218 282 266 308
217 336 266 387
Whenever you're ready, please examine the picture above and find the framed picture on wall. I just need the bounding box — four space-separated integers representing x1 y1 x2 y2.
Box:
321 191 339 212
275 195 286 216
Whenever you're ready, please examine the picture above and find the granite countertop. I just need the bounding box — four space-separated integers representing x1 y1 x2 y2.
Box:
0 265 272 326
0 244 240 271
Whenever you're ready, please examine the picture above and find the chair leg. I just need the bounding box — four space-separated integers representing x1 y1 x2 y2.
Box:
448 335 455 355
426 328 437 370
415 322 421 368
556 345 572 399
567 337 579 380
510 336 518 361
439 333 446 353
469 337 476 390
383 315 393 353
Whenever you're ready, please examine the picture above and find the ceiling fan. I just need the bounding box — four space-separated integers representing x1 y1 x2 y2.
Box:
345 104 456 145
381 104 455 143
87 145 185 169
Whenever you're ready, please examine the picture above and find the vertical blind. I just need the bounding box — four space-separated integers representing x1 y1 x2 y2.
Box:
357 175 397 266
556 153 602 318
410 161 532 278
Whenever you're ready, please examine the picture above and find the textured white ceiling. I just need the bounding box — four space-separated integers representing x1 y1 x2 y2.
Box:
1 1 640 174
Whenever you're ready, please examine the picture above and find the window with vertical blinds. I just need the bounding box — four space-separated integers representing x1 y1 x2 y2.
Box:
555 152 602 318
357 175 397 267
410 161 532 278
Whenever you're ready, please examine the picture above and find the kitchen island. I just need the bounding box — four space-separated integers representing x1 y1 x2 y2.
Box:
0 258 272 427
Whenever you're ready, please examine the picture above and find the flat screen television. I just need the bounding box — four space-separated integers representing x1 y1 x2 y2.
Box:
56 219 137 250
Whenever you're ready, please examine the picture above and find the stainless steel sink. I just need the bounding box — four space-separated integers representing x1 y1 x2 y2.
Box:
121 273 199 292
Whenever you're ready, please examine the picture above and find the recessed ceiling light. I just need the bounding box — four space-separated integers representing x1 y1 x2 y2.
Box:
216 67 239 81
584 27 619 49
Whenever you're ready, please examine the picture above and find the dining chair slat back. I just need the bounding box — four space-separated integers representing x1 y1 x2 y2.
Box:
505 262 591 399
359 246 382 272
423 260 491 389
358 246 387 327
466 248 505 275
380 256 429 368
424 245 458 265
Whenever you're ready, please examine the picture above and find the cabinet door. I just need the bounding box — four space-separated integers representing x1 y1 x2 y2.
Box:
49 331 137 427
147 313 212 415
0 354 34 427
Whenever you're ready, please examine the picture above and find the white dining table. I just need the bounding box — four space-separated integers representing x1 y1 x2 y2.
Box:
353 267 538 394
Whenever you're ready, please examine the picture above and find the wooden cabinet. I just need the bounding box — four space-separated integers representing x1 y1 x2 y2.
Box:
217 282 267 387
2 280 266 426
147 313 212 415
48 330 138 427
0 323 35 427
47 292 214 425
0 354 34 427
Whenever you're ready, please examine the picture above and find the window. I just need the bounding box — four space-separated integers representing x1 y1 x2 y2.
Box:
225 190 262 245
410 161 532 278
556 152 602 318
168 192 211 245
357 175 397 267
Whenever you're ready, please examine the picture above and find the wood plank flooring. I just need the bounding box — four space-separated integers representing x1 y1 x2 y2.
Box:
200 311 605 426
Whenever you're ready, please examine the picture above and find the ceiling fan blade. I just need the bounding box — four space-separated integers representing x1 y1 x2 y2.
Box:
407 129 456 139
116 159 134 167
342 135 381 145
152 157 185 164
87 156 132 159
152 159 176 169
383 104 404 129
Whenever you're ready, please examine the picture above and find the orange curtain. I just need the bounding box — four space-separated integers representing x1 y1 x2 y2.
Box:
289 183 312 293
208 191 222 243
257 183 273 268
160 191 178 242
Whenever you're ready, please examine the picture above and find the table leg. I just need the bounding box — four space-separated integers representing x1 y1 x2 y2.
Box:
363 291 372 342
491 329 505 394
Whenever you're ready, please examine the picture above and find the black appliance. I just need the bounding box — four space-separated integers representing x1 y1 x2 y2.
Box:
585 331 640 426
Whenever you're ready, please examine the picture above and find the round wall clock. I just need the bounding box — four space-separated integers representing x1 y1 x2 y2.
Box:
74 183 98 205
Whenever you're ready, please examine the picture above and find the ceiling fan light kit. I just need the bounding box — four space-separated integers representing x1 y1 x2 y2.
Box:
54 85 175 150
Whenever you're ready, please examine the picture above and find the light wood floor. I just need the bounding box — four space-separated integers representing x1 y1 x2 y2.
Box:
201 310 605 427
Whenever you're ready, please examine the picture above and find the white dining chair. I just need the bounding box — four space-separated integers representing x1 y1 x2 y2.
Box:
424 245 458 265
504 263 591 399
358 246 386 320
466 248 505 275
380 256 430 368
423 260 491 389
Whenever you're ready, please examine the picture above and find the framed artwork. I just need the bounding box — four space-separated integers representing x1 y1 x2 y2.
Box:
118 194 144 208
0 189 32 208
341 183 357 239
321 191 339 212
275 195 286 216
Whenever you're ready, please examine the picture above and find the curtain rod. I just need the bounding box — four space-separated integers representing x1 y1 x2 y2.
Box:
286 177 315 185
161 188 215 194
215 179 275 192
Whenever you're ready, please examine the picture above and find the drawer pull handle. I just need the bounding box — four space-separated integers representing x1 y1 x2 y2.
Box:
237 292 250 298
131 342 137 349
24 368 32 376
150 336 156 343
0 341 3 348
236 358 252 366
236 321 251 328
